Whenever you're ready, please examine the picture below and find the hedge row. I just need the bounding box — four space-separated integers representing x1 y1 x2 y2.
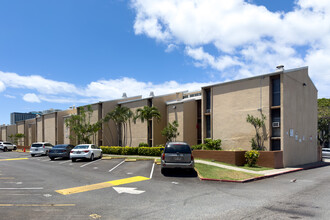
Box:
100 146 164 156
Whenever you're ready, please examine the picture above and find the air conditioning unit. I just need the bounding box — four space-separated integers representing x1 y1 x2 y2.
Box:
272 122 280 128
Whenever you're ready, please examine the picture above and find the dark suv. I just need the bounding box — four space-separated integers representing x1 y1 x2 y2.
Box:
161 142 194 173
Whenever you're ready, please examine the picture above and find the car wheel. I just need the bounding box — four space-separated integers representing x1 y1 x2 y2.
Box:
72 158 76 162
50 157 55 160
4 147 7 152
161 168 167 175
31 154 35 157
90 154 94 161
13 147 17 150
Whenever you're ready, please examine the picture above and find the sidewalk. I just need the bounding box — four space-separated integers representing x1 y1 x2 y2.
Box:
195 159 329 176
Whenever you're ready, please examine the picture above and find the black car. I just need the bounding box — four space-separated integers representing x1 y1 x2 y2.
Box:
48 144 75 160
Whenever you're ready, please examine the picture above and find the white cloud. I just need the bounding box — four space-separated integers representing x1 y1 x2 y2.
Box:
0 81 5 92
165 44 178 53
4 94 16 99
130 0 330 97
0 71 79 95
23 93 41 103
0 70 214 104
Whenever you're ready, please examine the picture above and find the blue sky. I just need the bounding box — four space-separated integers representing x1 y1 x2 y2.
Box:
0 0 329 125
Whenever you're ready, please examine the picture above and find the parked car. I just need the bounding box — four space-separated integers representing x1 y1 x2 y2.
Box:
161 142 194 173
0 142 17 152
70 144 102 162
30 142 53 157
322 148 330 158
48 144 75 160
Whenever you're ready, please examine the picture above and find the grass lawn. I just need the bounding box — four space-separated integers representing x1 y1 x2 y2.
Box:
196 158 272 171
195 163 263 181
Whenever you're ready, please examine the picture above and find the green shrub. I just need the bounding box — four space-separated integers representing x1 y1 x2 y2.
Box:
191 144 203 150
138 142 149 147
100 146 163 157
245 150 260 167
250 138 258 150
203 138 222 150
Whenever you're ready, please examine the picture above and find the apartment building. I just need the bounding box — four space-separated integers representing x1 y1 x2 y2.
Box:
201 66 317 166
0 66 318 167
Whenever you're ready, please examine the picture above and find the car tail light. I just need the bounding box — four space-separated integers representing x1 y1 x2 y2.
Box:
83 150 89 153
162 153 165 160
43 145 45 148
191 155 194 161
62 150 66 152
70 150 74 153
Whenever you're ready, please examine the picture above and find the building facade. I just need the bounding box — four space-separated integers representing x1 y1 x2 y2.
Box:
0 66 318 167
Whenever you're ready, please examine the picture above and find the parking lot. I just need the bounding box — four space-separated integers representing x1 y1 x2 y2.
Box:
1 151 330 220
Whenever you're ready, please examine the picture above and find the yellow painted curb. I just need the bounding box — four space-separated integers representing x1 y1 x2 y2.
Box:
125 159 137 162
101 157 113 160
56 176 150 195
0 158 29 162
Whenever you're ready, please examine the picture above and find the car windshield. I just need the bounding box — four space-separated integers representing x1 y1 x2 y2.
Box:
165 144 191 153
31 144 43 148
74 145 89 149
53 145 68 148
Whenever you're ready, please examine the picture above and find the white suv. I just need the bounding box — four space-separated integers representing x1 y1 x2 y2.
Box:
0 142 17 152
30 142 53 157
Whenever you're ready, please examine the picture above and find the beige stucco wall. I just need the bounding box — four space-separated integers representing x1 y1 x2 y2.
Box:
183 101 198 146
282 68 318 167
57 109 76 145
36 117 43 142
167 100 198 146
122 99 148 147
1 126 6 141
168 102 184 142
16 122 25 146
44 113 56 145
6 124 16 142
207 76 271 150
152 93 179 146
26 118 36 146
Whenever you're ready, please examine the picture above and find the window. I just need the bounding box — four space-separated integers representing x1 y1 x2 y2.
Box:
271 109 281 137
271 140 281 151
205 89 211 111
206 115 211 138
272 78 280 106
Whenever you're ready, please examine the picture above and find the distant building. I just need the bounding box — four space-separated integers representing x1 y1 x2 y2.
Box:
10 112 39 125
10 109 62 125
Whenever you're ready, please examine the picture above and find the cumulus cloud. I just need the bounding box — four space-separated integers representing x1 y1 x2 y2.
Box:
0 70 212 104
0 71 79 95
131 0 330 97
0 81 5 92
23 93 41 103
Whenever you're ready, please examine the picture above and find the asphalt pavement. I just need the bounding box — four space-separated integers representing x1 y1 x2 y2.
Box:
1 151 330 219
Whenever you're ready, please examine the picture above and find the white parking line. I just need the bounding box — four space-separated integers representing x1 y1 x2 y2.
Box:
109 160 125 173
149 162 155 179
80 159 100 168
0 187 44 190
59 160 71 164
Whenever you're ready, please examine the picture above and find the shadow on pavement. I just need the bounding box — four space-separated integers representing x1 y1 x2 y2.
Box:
161 168 198 178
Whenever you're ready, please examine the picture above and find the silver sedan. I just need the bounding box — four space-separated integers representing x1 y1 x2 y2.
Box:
70 144 102 162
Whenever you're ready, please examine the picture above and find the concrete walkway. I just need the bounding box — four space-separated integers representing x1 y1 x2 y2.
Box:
195 159 329 176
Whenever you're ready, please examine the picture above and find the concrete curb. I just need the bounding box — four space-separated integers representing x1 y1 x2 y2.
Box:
197 162 329 183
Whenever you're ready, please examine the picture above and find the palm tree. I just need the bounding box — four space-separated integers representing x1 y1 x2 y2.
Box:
134 106 161 147
103 106 133 146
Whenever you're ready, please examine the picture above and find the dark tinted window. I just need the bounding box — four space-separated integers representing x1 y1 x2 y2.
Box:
53 145 69 148
272 78 281 106
74 145 89 149
32 144 43 147
165 144 191 153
